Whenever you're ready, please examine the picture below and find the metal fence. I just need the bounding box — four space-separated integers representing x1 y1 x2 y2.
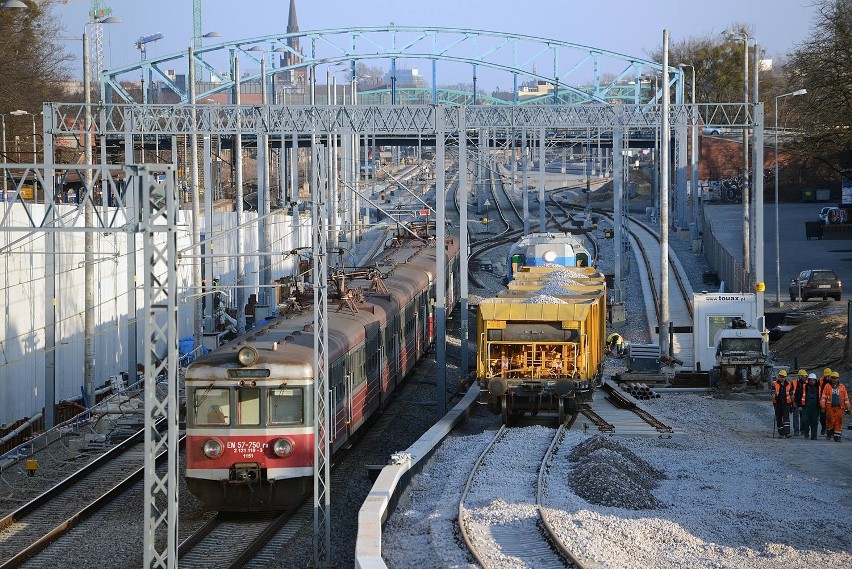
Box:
702 212 748 293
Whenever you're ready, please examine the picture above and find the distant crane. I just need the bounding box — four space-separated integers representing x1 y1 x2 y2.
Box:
135 33 164 103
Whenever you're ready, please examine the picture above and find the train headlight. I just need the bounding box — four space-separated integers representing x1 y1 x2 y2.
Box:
272 438 294 458
237 346 259 367
543 250 557 263
202 438 224 459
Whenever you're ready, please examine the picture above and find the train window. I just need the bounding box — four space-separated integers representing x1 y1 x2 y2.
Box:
194 387 230 426
237 387 260 425
268 388 304 425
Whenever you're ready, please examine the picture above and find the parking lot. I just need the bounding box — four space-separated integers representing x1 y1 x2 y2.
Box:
704 202 851 302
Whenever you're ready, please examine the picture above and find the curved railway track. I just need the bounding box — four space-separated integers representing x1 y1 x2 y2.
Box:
467 163 525 288
458 417 581 569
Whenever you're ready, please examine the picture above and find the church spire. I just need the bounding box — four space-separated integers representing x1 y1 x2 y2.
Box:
287 0 299 34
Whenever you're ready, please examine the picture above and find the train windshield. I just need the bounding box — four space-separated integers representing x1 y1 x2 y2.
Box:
269 388 304 425
195 387 230 425
237 387 260 425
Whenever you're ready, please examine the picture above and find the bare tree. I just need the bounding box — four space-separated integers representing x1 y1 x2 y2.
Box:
648 24 763 104
786 0 852 179
355 62 385 88
0 0 72 142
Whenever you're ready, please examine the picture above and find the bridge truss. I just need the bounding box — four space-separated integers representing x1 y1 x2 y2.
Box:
99 26 684 106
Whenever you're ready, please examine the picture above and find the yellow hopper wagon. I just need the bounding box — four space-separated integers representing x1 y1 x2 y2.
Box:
476 266 606 424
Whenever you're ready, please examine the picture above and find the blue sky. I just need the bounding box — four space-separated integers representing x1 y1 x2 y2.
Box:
55 0 818 89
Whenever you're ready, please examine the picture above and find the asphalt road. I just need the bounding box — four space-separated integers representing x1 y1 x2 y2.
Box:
704 202 852 302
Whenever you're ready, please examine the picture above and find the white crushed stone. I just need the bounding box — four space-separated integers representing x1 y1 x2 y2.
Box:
523 294 567 304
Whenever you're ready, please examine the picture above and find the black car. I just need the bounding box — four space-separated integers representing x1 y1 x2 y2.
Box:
789 269 842 301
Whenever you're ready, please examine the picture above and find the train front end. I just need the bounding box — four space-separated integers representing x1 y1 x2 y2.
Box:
185 342 315 511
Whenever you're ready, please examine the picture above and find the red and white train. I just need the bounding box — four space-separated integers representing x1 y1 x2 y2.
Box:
184 223 460 511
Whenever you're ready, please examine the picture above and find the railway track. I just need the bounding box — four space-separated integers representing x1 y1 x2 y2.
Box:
0 385 148 517
468 163 525 288
458 417 581 569
178 506 307 569
0 432 179 569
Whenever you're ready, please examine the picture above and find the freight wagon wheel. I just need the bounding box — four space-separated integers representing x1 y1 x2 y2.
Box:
501 395 510 425
558 397 567 424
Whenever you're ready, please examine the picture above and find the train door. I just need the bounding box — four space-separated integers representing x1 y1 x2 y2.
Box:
393 328 401 386
330 359 346 444
415 294 421 356
346 370 353 434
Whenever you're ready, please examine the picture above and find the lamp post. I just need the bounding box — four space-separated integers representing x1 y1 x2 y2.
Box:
774 88 807 306
724 29 752 288
678 63 699 228
83 15 120 409
10 110 37 162
1 113 8 199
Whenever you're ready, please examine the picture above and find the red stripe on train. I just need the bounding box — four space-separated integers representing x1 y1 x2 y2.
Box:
186 432 314 469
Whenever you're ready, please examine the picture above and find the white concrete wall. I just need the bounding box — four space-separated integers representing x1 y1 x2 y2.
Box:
0 203 309 424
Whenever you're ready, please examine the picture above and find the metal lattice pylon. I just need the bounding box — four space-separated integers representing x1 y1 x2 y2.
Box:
311 132 332 567
138 164 180 569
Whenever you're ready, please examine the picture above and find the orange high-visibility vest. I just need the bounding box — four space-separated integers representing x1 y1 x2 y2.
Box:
772 381 794 405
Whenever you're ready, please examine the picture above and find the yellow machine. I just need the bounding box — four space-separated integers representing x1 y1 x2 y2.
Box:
476 266 606 424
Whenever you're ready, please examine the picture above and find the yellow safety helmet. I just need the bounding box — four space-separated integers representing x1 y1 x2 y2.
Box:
778 370 787 377
831 371 840 378
824 368 832 376
797 369 807 377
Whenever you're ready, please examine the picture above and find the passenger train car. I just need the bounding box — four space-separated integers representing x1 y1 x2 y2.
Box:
478 234 605 424
185 222 460 511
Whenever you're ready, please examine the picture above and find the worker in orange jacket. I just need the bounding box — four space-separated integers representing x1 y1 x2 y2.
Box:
820 371 851 442
771 370 794 438
819 368 832 435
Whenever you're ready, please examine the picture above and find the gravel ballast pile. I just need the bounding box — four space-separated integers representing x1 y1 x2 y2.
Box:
567 435 666 510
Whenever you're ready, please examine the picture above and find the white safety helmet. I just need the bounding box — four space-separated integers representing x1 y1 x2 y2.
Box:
807 373 817 380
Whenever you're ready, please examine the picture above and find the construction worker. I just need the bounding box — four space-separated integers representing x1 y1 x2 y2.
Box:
212 276 222 312
819 368 833 435
800 373 822 440
771 370 794 438
820 371 851 442
606 332 624 357
791 369 808 436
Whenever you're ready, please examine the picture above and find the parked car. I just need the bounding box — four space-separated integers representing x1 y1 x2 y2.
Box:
702 126 727 136
789 269 842 301
819 206 847 224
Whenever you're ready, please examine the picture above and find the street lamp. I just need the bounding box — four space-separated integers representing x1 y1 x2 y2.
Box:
724 29 752 286
774 88 808 306
83 14 120 413
10 110 37 163
0 113 9 199
0 1 28 7
678 63 699 229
